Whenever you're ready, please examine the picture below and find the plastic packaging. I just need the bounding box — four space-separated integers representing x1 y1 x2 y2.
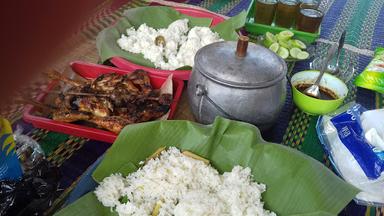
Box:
0 118 22 181
354 47 384 93
0 123 59 215
317 103 384 206
0 160 61 216
13 126 45 172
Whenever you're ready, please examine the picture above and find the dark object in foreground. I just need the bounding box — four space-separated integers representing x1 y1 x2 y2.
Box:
0 160 60 216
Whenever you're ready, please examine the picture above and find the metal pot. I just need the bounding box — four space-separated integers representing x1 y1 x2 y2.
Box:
187 36 287 130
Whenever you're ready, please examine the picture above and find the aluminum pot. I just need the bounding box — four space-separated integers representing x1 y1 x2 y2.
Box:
187 36 287 130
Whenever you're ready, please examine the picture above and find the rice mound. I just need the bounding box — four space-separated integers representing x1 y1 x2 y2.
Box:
116 19 223 70
95 147 275 216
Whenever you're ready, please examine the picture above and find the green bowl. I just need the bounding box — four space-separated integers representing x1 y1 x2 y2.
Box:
291 70 348 115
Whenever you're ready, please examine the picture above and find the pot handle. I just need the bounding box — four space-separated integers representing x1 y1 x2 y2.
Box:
195 84 235 119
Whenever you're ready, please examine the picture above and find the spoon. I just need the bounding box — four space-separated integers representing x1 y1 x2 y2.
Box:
304 43 338 99
328 30 346 75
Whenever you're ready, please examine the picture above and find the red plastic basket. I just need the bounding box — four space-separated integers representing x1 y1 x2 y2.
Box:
110 6 226 81
23 61 184 143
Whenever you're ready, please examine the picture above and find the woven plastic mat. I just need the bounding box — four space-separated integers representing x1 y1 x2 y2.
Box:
2 0 384 215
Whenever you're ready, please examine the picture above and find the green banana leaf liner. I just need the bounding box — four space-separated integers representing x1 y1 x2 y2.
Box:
56 117 358 216
96 6 247 68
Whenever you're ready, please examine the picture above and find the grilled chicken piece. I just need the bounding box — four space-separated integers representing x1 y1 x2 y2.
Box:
109 88 137 107
136 102 170 122
91 73 123 93
54 86 85 110
52 110 90 122
73 96 113 117
128 70 153 95
119 78 140 94
45 69 172 133
88 116 133 134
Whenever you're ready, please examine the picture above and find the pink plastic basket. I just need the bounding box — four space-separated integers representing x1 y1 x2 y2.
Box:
23 61 184 143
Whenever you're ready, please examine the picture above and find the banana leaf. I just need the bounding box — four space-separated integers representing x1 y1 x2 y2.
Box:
55 117 358 216
96 6 246 67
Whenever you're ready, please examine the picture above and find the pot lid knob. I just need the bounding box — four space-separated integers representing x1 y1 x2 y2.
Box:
235 35 249 58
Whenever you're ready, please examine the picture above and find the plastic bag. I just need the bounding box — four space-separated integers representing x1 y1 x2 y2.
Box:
0 118 22 181
0 123 60 215
354 47 384 93
0 160 61 216
317 103 384 206
13 126 45 172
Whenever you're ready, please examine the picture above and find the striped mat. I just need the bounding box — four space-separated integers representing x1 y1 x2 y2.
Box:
2 0 384 215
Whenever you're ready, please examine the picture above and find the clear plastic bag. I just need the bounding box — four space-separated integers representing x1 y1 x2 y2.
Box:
317 103 384 206
13 126 45 172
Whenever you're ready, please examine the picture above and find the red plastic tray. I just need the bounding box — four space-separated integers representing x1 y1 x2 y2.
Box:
110 6 226 81
23 61 184 143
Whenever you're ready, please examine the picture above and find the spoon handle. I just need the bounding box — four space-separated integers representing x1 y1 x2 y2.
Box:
336 30 346 63
315 43 338 85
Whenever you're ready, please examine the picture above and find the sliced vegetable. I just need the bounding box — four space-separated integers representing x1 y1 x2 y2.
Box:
277 30 294 41
277 47 289 59
263 32 277 47
269 43 280 53
279 40 291 49
289 47 302 59
297 51 310 60
292 39 307 49
262 31 309 61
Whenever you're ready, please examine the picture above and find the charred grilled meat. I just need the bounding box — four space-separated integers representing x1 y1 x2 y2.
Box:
88 116 134 134
91 73 123 93
45 69 172 134
73 96 113 117
52 110 90 122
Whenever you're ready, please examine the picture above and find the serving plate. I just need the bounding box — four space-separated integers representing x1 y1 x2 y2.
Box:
109 6 226 81
23 61 184 143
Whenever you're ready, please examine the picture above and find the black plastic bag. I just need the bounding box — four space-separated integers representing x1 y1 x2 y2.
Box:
0 160 61 216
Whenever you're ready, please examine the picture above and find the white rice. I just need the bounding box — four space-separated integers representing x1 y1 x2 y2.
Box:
95 147 275 216
117 19 223 70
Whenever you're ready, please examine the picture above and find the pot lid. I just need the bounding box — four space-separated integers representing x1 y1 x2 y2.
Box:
194 38 287 88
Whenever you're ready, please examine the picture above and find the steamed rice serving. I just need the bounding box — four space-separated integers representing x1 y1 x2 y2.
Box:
117 19 223 70
95 147 275 216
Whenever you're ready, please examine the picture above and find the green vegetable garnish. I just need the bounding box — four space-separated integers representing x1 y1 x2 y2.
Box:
263 32 277 47
289 48 302 59
292 39 307 49
269 43 280 53
277 30 294 41
277 47 289 59
262 31 308 60
297 51 309 60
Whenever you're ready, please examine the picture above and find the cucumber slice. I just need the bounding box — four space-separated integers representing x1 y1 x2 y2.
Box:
297 51 309 60
277 47 289 59
289 47 302 59
277 30 294 41
292 39 307 49
269 43 280 53
279 39 291 49
263 32 277 47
